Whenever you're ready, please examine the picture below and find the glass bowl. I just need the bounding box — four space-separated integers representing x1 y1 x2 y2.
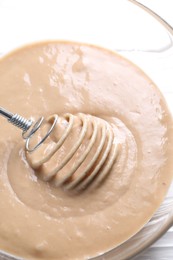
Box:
0 0 172 259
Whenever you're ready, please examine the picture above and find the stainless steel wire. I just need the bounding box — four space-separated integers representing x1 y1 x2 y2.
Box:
0 106 58 153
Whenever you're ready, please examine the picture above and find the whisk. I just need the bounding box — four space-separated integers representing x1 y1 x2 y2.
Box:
0 106 58 152
0 106 119 190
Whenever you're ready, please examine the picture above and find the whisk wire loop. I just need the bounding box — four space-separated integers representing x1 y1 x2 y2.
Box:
25 115 58 153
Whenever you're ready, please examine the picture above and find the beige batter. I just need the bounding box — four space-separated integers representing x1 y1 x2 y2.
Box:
0 41 173 260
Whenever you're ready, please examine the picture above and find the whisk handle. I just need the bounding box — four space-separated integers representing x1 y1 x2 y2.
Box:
0 107 13 119
0 106 58 153
0 106 32 132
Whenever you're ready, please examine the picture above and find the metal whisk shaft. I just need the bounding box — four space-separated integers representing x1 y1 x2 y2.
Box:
0 107 32 132
9 114 33 132
0 106 58 153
